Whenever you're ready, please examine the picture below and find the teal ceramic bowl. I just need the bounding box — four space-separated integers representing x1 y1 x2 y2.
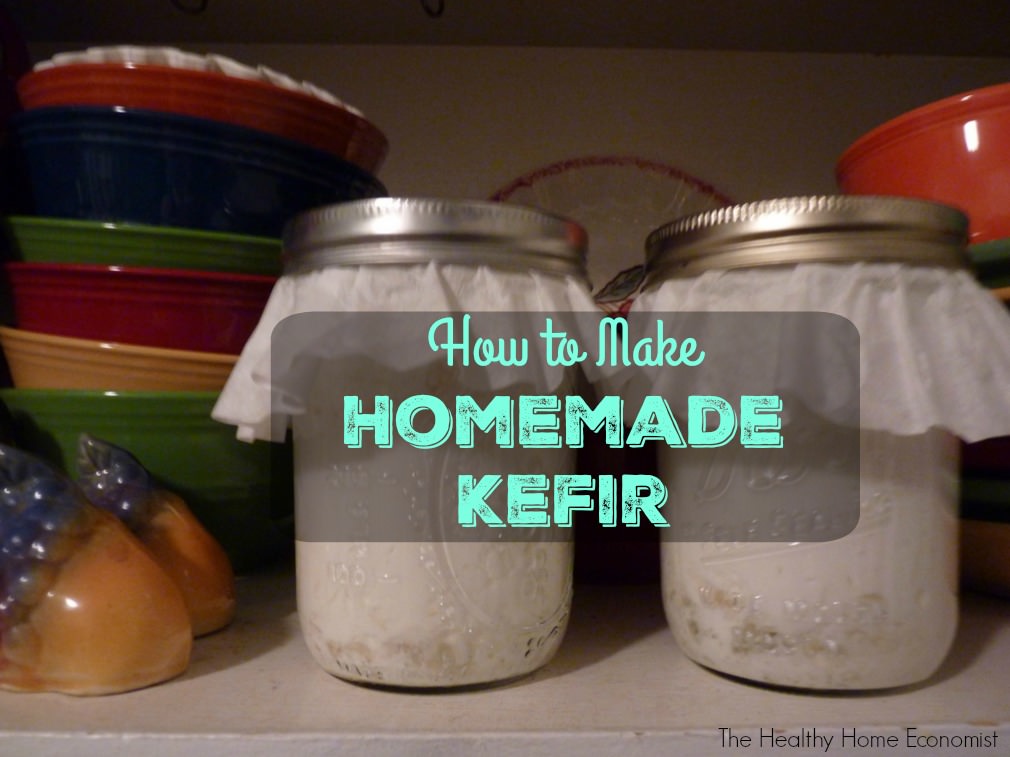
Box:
0 388 293 572
3 215 282 276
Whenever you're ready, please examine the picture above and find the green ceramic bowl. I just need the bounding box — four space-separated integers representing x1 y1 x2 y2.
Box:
0 388 293 572
2 215 282 277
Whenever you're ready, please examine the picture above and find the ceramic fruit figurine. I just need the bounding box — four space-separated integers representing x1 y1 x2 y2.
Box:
76 434 236 637
0 444 192 695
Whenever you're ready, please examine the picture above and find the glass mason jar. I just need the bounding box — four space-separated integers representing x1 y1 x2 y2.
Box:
641 196 966 690
281 198 589 688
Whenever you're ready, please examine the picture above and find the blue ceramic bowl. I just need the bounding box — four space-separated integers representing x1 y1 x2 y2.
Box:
11 105 386 238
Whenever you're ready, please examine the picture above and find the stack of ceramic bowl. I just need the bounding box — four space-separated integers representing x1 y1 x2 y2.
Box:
0 47 389 571
0 218 277 392
837 81 1010 597
0 222 294 575
12 46 387 234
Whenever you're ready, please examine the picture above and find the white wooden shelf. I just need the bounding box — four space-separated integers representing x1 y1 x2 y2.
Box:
1 566 1007 756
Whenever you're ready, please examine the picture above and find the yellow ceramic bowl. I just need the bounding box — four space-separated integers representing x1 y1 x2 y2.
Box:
0 326 236 391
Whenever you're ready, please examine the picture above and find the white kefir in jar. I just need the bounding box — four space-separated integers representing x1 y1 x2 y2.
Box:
659 428 959 689
294 363 574 686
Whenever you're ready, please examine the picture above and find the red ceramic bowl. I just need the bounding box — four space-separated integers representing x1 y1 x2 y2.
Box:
837 82 1010 245
17 62 388 174
4 262 275 355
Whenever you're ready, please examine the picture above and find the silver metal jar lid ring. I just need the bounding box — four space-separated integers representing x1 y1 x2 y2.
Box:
283 198 589 280
644 195 970 278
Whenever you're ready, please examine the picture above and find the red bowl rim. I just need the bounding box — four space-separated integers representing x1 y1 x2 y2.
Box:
17 62 389 171
838 80 1010 174
18 61 380 131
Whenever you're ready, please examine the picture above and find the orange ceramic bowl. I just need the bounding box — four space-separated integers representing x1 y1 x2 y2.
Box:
837 82 1010 245
0 326 237 391
17 62 388 174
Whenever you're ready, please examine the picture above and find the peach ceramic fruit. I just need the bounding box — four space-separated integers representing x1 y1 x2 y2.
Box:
0 444 192 695
76 434 236 636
